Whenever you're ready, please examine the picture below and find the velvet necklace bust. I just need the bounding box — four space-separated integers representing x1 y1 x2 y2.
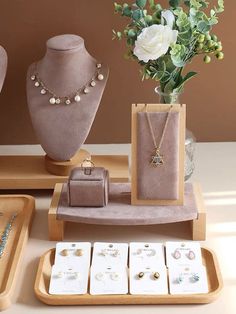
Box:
27 34 109 161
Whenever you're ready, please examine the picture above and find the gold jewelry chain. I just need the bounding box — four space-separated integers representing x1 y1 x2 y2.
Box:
145 105 173 152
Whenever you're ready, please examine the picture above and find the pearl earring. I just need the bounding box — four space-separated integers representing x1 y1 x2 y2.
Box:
110 272 120 281
95 272 105 281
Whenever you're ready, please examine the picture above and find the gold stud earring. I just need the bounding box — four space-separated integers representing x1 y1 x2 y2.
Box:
60 249 68 256
75 249 84 256
153 272 160 280
137 272 145 279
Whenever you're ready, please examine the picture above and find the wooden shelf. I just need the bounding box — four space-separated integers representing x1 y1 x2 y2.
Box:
0 155 129 189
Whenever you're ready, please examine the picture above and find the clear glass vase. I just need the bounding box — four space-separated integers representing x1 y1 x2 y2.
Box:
155 86 196 181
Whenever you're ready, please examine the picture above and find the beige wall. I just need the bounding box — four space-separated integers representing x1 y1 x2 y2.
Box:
0 0 234 144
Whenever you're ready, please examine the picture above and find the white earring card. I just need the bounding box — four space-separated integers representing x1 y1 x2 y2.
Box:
49 264 89 295
168 265 208 295
92 242 129 266
166 241 202 267
90 264 128 295
129 242 165 267
129 265 168 295
131 104 186 206
55 242 91 269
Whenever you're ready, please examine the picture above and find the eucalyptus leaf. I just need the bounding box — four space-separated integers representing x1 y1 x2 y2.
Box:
136 0 147 9
197 20 211 33
132 9 143 21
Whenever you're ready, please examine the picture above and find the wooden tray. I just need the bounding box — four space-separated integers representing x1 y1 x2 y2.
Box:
0 195 35 311
34 247 222 305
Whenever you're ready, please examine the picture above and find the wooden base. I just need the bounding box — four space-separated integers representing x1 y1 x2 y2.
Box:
34 247 223 305
0 194 35 311
45 149 90 176
48 182 206 241
0 155 129 189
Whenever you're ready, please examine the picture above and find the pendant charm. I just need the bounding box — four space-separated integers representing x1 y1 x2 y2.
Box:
151 148 164 167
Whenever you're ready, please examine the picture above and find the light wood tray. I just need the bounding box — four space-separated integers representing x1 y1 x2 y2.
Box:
0 195 35 311
34 247 222 305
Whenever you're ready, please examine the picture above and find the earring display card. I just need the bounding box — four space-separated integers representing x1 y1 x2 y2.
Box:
129 242 165 267
166 241 202 267
90 264 128 295
49 265 89 295
92 242 129 266
131 104 186 206
130 265 168 295
168 265 208 295
54 242 91 269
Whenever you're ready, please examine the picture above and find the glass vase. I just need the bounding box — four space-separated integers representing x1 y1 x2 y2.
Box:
155 87 196 181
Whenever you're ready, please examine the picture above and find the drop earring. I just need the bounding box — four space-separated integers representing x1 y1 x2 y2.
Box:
186 250 195 260
173 249 181 259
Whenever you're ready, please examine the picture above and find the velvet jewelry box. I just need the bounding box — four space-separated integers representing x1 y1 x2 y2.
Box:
68 167 109 207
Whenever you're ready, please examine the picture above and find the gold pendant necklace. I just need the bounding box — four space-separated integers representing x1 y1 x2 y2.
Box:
145 105 173 167
30 62 104 105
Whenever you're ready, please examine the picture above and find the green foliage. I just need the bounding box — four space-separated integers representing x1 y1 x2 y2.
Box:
170 44 187 67
113 0 224 94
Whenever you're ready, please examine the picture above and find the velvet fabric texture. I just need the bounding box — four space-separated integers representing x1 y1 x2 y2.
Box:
137 111 180 200
27 34 109 161
57 183 197 225
68 167 109 207
0 46 7 93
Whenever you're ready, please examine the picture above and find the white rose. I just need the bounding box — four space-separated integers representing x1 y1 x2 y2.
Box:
133 24 178 63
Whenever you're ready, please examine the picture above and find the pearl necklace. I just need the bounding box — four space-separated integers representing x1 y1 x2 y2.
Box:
30 62 104 105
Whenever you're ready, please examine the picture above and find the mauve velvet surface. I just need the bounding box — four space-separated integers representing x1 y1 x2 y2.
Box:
68 167 109 207
57 182 197 225
0 46 7 93
137 111 180 200
27 34 109 161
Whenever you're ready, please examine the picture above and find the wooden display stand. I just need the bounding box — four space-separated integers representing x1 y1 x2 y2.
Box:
45 149 90 176
131 104 186 206
0 154 129 189
48 182 206 241
34 247 222 305
0 194 35 311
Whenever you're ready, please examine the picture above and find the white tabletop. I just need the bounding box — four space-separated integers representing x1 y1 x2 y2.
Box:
1 143 236 313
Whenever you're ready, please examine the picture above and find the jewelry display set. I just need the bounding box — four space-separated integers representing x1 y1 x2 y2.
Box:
49 241 208 296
